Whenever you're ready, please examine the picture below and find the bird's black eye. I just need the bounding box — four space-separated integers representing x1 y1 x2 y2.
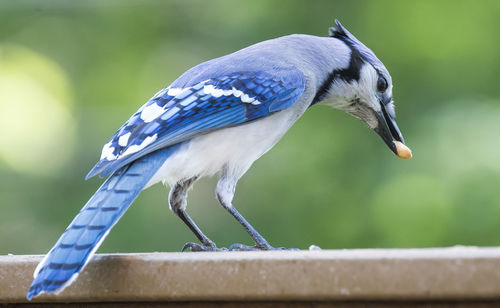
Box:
377 76 388 93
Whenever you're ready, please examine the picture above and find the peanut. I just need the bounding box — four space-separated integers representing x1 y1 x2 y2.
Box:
394 141 412 159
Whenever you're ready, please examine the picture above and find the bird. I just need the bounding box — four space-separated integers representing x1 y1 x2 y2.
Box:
27 20 411 300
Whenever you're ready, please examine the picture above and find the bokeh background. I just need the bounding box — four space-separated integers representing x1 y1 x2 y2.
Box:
1 0 500 255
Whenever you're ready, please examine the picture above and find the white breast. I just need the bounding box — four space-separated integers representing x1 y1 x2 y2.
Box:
145 105 304 188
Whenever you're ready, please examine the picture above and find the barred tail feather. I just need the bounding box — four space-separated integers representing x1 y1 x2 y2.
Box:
26 146 179 300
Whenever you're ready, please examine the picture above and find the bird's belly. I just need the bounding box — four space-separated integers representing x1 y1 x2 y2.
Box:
146 108 299 188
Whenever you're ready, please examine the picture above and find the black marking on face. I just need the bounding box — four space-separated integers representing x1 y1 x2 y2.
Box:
311 42 364 106
312 20 392 107
311 71 338 106
334 45 364 83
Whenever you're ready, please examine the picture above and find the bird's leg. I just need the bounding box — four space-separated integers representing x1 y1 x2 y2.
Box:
223 205 279 251
216 174 294 251
169 177 226 252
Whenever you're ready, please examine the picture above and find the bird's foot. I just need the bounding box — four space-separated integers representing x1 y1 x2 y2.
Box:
182 242 228 252
228 243 299 251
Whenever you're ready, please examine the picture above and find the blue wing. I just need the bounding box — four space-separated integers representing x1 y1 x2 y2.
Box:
87 70 305 179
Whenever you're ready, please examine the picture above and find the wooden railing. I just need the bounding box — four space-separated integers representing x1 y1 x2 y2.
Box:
2 247 500 307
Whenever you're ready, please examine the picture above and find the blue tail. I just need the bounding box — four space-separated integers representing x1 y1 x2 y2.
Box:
27 146 179 300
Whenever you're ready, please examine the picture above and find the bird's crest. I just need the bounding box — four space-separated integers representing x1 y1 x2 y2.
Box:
328 19 349 38
328 19 385 73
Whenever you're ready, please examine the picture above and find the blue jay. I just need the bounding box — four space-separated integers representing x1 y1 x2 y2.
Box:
27 20 411 300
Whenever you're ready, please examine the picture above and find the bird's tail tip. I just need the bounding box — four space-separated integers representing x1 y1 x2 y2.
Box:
26 284 43 301
26 270 80 300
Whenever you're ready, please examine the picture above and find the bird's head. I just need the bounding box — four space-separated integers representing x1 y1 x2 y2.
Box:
315 20 411 159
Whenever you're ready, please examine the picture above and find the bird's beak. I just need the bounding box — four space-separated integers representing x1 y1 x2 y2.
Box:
373 101 412 159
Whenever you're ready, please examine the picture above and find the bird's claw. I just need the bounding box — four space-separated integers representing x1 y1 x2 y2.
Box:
181 242 228 252
182 241 303 252
229 243 299 251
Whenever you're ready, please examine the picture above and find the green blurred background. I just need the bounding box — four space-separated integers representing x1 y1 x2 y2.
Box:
1 0 500 254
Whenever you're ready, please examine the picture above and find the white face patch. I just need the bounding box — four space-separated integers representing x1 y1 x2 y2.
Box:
355 64 381 112
121 134 158 157
319 63 394 130
100 141 117 161
118 132 131 147
140 103 165 123
323 64 382 113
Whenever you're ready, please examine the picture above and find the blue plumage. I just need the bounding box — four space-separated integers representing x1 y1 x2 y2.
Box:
28 20 405 300
87 71 305 179
27 145 180 300
28 69 305 300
